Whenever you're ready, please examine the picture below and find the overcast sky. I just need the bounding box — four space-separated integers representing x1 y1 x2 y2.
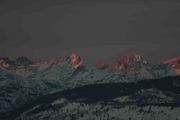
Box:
0 0 179 63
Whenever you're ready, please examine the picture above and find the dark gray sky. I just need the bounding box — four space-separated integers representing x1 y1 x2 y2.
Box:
0 0 180 63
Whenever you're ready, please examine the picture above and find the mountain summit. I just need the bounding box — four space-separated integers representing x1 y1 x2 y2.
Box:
163 56 180 75
107 54 148 73
69 52 84 68
0 58 13 70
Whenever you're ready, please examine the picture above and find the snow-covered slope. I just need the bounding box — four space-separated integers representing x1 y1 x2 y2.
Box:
2 76 179 120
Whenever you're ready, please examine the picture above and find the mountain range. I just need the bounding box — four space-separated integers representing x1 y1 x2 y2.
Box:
0 53 180 120
0 53 179 75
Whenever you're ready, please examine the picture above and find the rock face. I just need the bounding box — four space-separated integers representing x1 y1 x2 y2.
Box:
163 56 180 75
69 52 84 68
107 54 148 73
0 58 13 70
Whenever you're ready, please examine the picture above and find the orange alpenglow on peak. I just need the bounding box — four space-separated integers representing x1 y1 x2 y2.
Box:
70 52 84 68
0 59 12 70
118 54 148 64
163 56 180 75
107 54 148 72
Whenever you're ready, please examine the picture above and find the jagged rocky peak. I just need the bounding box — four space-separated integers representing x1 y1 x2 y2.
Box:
69 52 84 68
0 57 14 64
163 56 180 75
107 54 148 72
0 57 13 70
117 53 148 64
0 56 60 71
164 56 180 65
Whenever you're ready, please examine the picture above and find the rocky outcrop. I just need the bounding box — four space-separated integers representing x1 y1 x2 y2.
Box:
107 54 148 73
163 56 180 75
70 53 84 68
0 58 13 70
